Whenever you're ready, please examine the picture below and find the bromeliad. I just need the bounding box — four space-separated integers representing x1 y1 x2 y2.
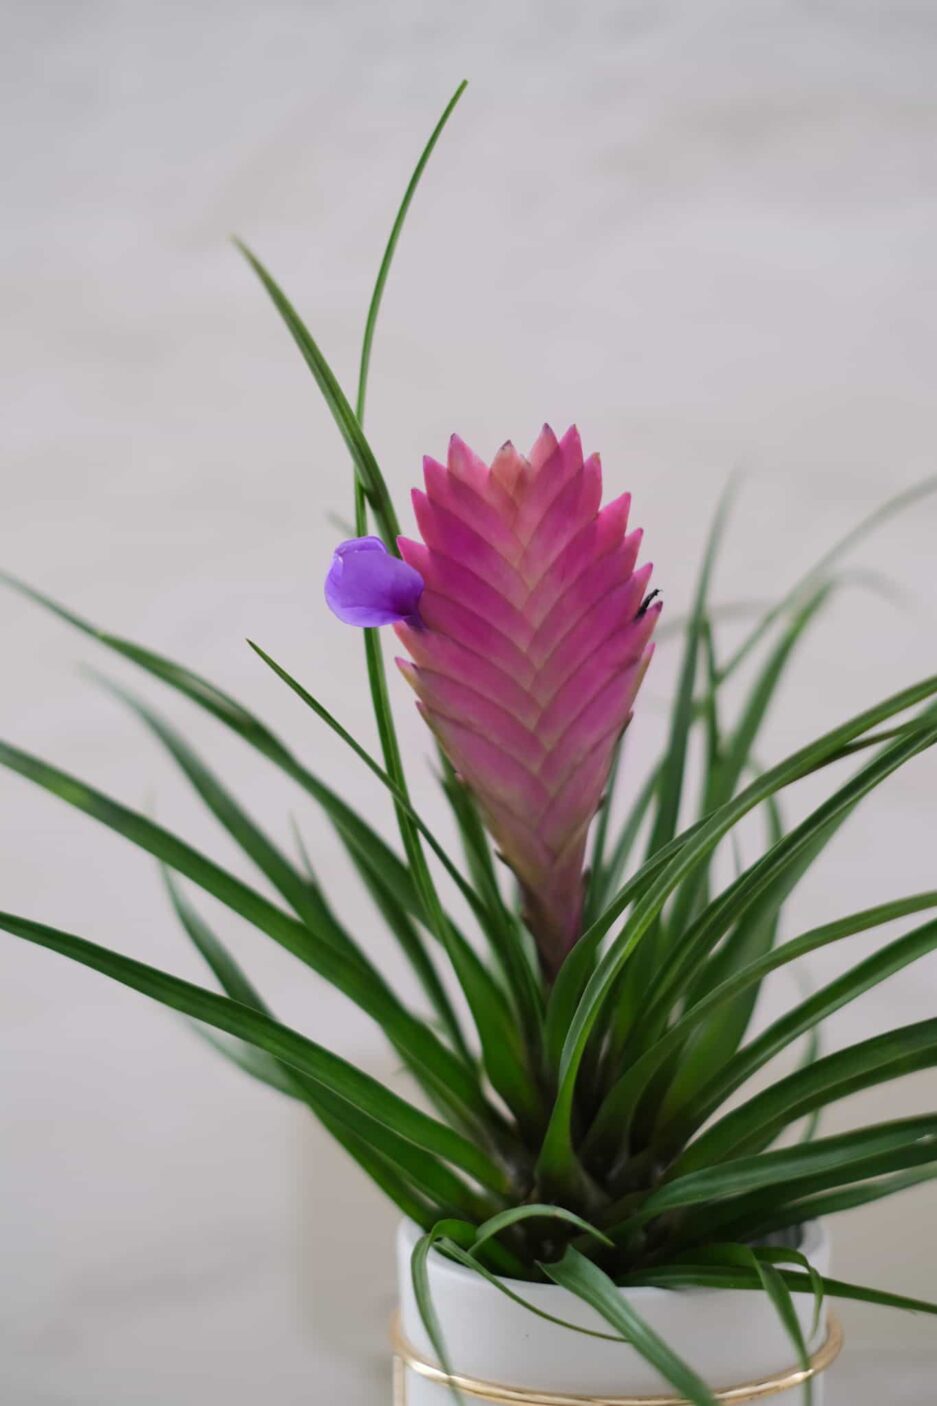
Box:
3 83 937 1406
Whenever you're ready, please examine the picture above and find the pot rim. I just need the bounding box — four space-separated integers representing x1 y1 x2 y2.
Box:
399 1217 829 1299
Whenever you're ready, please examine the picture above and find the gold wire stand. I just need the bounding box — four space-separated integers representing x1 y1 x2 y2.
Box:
391 1310 843 1405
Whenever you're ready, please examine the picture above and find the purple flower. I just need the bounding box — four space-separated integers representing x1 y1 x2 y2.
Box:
325 536 424 627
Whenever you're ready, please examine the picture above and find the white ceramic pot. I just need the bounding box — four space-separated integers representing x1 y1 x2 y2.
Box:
394 1219 840 1404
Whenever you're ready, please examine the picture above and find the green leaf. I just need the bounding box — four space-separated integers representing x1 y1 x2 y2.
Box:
142 639 470 1058
439 755 544 1045
4 577 482 1078
690 1135 937 1248
752 1264 811 1406
589 760 661 923
585 734 627 923
641 716 937 1048
636 1117 937 1222
0 910 513 1194
247 641 546 1133
438 759 503 916
583 893 937 1163
411 1223 470 1406
541 1247 718 1406
0 574 425 918
164 867 267 1007
627 1264 937 1320
756 1246 826 1343
544 849 673 1072
435 1237 623 1338
715 585 832 801
588 766 669 1069
731 1165 937 1241
314 1118 437 1231
719 475 937 684
538 682 937 1189
654 786 788 1129
341 75 545 1141
659 914 937 1148
682 1245 815 1406
96 673 374 973
656 615 724 949
234 239 400 546
339 837 468 1061
415 1210 619 1371
622 711 937 1160
355 81 467 423
548 703 934 1088
608 493 733 1072
661 585 831 983
246 640 484 924
170 880 488 1221
189 1022 302 1099
288 811 468 1067
608 615 724 1100
673 1019 937 1176
0 739 496 1135
644 483 734 862
469 1203 613 1259
344 80 523 1129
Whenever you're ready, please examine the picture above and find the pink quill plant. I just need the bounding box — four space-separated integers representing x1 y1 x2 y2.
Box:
6 89 937 1401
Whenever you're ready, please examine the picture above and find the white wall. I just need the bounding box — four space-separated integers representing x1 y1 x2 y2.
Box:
2 2 935 1402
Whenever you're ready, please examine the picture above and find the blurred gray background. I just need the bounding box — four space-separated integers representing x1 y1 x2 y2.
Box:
2 1 936 1402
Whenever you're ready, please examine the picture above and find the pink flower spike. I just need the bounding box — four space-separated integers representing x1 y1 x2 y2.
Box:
394 426 660 980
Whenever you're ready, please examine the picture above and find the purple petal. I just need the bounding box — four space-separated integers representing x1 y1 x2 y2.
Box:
325 536 424 627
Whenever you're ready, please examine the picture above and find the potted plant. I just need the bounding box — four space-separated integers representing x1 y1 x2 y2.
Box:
3 85 935 1405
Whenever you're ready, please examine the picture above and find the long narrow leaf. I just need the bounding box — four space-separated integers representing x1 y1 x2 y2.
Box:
663 587 830 958
537 682 937 1189
246 641 487 924
99 674 375 972
0 740 496 1133
102 669 470 1060
644 484 733 862
640 715 937 1043
436 1237 623 1339
682 1139 937 1247
248 641 546 1131
673 1018 937 1175
411 1222 472 1406
719 475 937 683
583 894 937 1162
729 1165 937 1241
235 240 400 545
636 1117 937 1221
674 1245 814 1406
0 911 513 1193
542 1247 718 1406
627 1263 937 1320
590 761 661 923
658 915 937 1147
0 575 426 919
439 755 543 1044
169 878 489 1220
339 838 468 1061
355 82 467 423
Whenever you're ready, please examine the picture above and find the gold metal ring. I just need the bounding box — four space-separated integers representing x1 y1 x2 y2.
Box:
391 1310 843 1405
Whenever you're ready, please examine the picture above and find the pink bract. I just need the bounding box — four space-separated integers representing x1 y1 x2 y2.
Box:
394 425 660 979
